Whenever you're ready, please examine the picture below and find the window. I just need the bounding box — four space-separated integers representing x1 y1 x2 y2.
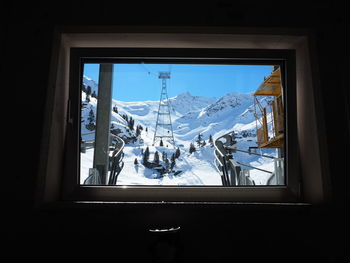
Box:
80 60 286 187
64 47 298 202
38 29 330 204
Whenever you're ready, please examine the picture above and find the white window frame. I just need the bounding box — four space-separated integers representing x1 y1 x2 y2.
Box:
36 27 331 205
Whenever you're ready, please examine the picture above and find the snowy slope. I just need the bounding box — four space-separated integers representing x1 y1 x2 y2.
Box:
80 75 277 185
83 75 98 94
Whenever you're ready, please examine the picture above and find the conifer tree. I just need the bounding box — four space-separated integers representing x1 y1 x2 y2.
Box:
164 157 169 167
136 125 141 137
189 143 196 154
209 135 214 147
113 105 118 113
154 151 160 165
134 158 138 165
160 139 164 147
128 117 134 130
196 133 203 147
162 151 167 162
85 108 95 131
170 154 176 171
171 153 176 163
175 147 181 158
143 146 150 164
88 109 95 123
86 85 92 96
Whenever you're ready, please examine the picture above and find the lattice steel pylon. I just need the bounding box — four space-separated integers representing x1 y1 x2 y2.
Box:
153 72 175 146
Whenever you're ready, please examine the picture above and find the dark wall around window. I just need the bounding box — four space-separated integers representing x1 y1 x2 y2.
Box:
3 1 348 262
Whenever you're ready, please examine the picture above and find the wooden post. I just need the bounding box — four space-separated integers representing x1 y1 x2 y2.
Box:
271 99 278 137
277 95 284 134
262 107 268 143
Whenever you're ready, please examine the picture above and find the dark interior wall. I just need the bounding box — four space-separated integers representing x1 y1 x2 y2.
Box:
3 1 349 262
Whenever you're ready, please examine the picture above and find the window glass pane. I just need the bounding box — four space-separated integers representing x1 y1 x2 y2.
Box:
80 64 100 184
80 63 285 186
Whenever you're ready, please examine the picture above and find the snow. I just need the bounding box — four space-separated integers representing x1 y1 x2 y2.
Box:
80 75 281 186
80 148 94 184
117 145 221 186
249 158 275 185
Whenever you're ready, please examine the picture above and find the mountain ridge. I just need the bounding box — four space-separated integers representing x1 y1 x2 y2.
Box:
80 75 276 185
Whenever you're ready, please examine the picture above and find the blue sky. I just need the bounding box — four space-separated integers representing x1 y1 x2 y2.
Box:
83 63 273 101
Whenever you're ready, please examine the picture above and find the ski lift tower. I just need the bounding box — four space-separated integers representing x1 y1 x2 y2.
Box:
153 71 175 146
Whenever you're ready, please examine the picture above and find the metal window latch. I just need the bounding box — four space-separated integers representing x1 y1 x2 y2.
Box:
149 226 181 233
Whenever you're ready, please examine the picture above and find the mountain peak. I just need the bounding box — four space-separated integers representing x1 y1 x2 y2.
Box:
176 92 192 98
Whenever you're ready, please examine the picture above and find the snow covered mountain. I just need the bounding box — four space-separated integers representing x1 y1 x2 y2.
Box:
80 75 277 185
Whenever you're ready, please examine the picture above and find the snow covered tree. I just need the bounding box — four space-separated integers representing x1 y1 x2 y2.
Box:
171 153 176 163
189 143 196 154
136 125 141 137
196 133 203 147
154 151 160 165
175 147 181 159
88 109 94 122
160 139 164 146
209 135 214 147
170 154 176 171
162 151 167 162
113 105 118 113
143 147 150 164
122 114 128 122
134 158 138 165
164 157 170 168
128 117 134 130
170 161 176 171
85 108 96 131
86 85 92 96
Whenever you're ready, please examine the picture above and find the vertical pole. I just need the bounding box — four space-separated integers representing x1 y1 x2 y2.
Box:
93 64 113 184
271 99 278 137
277 95 284 134
262 107 268 143
274 158 284 185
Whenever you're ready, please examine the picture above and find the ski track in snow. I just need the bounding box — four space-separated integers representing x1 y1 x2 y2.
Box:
178 154 204 185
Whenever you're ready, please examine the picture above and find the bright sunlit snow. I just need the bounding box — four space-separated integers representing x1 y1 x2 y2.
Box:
80 75 277 186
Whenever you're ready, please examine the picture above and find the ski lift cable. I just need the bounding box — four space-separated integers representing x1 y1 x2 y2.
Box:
140 62 172 76
140 62 157 76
